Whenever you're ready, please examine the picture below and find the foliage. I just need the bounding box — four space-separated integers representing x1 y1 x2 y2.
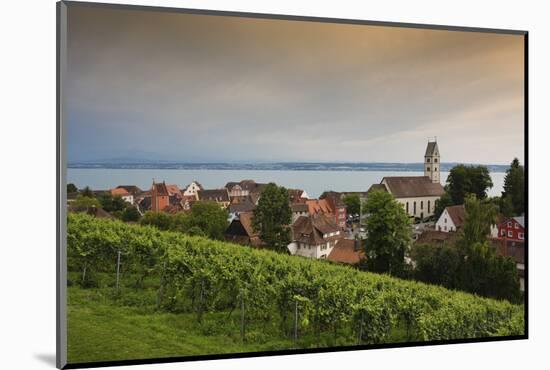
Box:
67 213 524 347
140 211 174 230
363 191 411 277
139 202 228 240
342 194 361 216
186 201 229 240
97 193 129 213
81 186 94 198
445 164 493 204
253 183 292 252
72 195 101 211
433 192 453 219
459 194 498 247
501 158 525 216
67 183 78 193
121 206 141 222
411 196 521 302
67 213 524 348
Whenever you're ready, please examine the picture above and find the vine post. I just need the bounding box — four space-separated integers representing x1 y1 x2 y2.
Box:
240 289 245 343
294 299 298 348
156 260 167 309
115 250 121 290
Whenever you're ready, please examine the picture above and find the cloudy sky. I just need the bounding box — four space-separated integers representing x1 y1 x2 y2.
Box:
66 5 525 165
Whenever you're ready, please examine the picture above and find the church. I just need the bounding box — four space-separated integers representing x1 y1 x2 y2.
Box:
376 141 445 219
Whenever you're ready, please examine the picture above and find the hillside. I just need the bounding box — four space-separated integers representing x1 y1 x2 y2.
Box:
67 213 524 364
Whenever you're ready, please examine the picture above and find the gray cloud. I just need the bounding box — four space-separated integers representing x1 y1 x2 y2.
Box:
66 5 524 164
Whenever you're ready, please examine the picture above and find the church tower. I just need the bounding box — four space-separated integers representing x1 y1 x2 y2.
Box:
424 140 440 183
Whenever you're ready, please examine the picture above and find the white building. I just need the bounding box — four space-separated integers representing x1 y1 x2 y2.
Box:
287 214 342 259
377 141 445 219
435 204 466 232
183 180 203 198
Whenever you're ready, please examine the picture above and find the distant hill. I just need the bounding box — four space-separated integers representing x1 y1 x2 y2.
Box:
68 161 509 172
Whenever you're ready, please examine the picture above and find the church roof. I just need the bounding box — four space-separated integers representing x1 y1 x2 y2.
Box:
425 141 439 157
382 176 445 198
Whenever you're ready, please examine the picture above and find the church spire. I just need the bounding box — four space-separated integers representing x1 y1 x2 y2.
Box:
424 140 440 183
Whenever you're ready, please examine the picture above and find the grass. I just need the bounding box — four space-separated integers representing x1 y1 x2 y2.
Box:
69 269 387 365
67 274 413 365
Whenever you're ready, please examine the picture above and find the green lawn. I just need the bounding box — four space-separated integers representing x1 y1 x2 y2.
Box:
69 284 387 364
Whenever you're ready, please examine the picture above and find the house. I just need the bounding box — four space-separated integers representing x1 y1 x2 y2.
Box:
497 216 525 242
151 181 170 212
115 185 142 196
490 237 525 291
224 211 262 247
378 141 445 219
110 187 134 205
182 181 203 198
435 205 466 232
291 203 309 223
68 204 113 219
228 198 256 221
320 191 347 229
165 184 183 198
197 189 230 208
225 180 266 198
288 188 310 203
327 239 365 265
415 230 460 245
287 214 342 259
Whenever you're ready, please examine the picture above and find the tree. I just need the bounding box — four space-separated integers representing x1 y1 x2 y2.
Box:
81 186 94 198
446 164 493 204
501 158 525 216
67 183 78 193
342 194 361 216
72 195 101 211
253 183 292 252
187 201 229 240
97 193 128 213
363 191 411 277
411 243 460 288
140 211 173 230
121 206 141 222
433 192 453 219
459 194 498 247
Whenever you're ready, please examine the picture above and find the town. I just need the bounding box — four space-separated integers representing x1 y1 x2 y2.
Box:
67 140 525 295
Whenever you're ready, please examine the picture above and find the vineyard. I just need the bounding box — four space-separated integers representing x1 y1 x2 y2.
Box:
67 213 524 362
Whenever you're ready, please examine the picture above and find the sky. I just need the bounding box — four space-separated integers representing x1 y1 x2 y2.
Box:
66 5 525 165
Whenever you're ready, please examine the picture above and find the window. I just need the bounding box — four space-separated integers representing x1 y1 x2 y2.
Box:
507 222 512 228
434 167 437 171
406 202 409 213
421 201 423 210
519 232 524 240
434 158 438 163
444 226 447 231
426 167 430 172
508 230 513 238
428 200 431 213
501 230 506 237
427 158 431 163
515 223 519 229
444 218 447 224
414 202 417 214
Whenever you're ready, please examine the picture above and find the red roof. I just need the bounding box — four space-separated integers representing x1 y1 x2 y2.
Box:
110 188 129 196
152 182 169 196
306 199 332 215
328 239 364 265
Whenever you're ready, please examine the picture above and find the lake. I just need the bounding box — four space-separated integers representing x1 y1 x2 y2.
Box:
67 169 505 199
